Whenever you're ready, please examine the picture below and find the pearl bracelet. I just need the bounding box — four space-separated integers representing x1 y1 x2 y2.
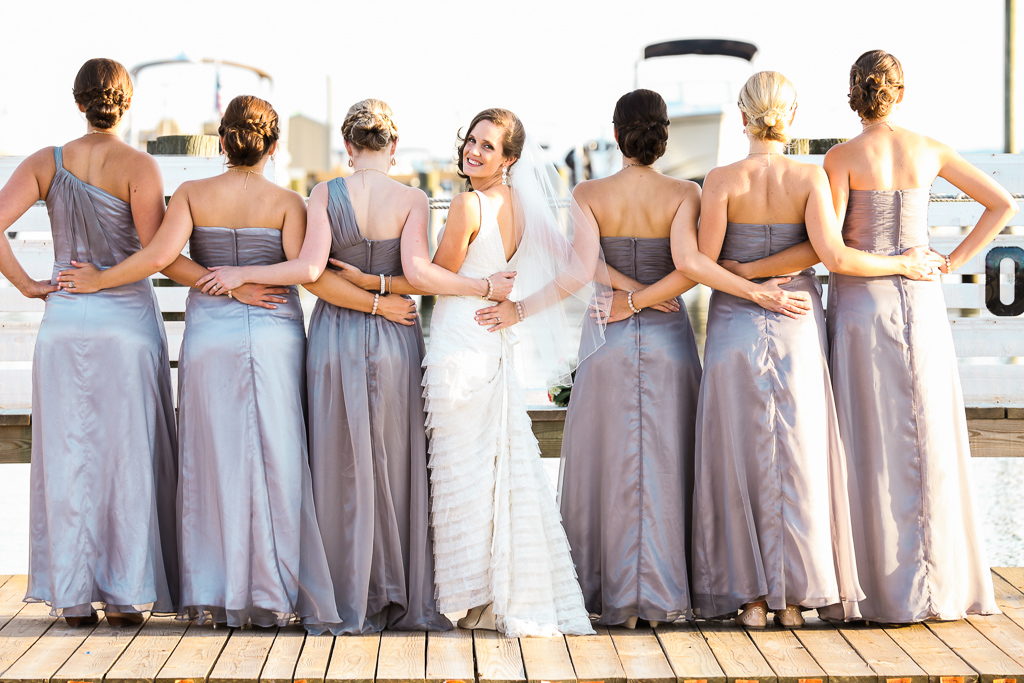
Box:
371 293 379 315
483 277 494 300
515 300 526 323
379 274 386 295
944 254 953 273
627 291 641 314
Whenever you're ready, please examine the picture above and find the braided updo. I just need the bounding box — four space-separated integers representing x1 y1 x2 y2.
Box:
848 50 904 121
73 58 133 130
218 95 280 167
613 89 670 166
342 99 398 151
737 71 797 143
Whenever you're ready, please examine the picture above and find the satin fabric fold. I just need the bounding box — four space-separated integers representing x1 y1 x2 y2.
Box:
559 236 701 625
26 147 179 617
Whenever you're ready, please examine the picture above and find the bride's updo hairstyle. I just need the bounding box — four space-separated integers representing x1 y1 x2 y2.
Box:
849 49 904 121
612 89 670 165
456 108 526 190
737 71 797 143
342 99 399 151
73 58 133 130
218 95 280 167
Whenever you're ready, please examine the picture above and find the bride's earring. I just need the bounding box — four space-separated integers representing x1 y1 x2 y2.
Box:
348 158 354 168
501 166 508 186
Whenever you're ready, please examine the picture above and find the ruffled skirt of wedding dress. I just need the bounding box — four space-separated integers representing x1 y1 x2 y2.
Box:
423 299 594 637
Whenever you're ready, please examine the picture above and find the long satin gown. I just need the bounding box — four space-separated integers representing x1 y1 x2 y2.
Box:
176 226 341 633
423 190 594 637
306 178 451 634
690 222 863 619
826 189 998 623
26 147 179 617
559 237 701 625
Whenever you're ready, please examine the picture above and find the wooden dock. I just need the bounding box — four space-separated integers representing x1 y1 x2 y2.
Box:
2 569 1024 683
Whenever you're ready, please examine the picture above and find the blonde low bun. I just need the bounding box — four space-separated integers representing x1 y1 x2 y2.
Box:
738 72 797 143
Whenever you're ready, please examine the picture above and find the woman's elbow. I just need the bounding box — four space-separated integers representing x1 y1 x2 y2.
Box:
405 264 430 291
674 253 701 279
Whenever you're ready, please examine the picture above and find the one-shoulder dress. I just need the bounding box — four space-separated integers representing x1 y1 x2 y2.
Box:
26 147 179 617
826 189 997 622
559 236 702 625
690 222 863 619
423 190 594 637
306 178 451 634
176 226 341 633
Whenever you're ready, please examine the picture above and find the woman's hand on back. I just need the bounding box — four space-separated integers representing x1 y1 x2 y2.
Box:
231 284 289 309
900 246 943 281
749 277 812 318
21 278 58 300
329 258 377 290
196 266 248 295
57 261 103 293
485 271 516 301
377 294 418 326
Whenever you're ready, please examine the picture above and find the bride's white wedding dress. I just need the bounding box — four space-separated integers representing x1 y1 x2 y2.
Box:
423 190 595 637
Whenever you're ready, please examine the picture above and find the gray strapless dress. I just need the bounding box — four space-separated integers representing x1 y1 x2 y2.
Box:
26 147 179 617
176 226 341 633
691 223 863 619
306 178 450 634
825 189 998 622
559 237 702 625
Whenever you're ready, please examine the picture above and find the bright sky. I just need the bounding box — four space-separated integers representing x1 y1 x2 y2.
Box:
0 0 1015 159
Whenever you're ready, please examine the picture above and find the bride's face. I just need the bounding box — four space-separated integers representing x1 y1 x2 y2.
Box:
463 120 507 181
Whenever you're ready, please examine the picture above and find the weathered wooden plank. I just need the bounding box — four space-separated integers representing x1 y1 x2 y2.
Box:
376 631 426 683
51 617 146 682
967 614 1024 669
426 629 474 683
209 628 278 683
696 622 777 683
474 630 526 683
565 628 626 683
838 625 928 683
880 624 977 683
520 635 576 683
104 616 191 683
325 633 379 683
0 603 56 677
960 365 1024 408
0 578 29 630
791 619 877 683
949 320 1024 357
996 569 1024 594
293 633 334 683
655 623 727 683
927 620 1024 683
607 627 674 683
991 572 1024 629
968 419 1024 457
0 617 98 683
0 424 30 464
259 628 305 683
747 629 826 683
154 624 231 683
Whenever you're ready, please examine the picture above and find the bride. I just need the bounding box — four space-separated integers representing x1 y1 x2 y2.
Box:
423 108 601 637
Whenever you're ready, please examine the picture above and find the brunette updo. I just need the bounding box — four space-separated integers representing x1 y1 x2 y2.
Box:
455 108 526 190
73 58 133 130
737 71 797 143
613 89 670 165
849 50 904 121
218 95 280 167
342 99 398 151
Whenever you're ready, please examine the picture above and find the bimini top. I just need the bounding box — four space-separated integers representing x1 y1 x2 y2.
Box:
642 39 758 62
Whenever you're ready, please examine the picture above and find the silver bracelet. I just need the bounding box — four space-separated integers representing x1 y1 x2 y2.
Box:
379 274 386 295
371 293 379 315
515 300 526 323
388 274 393 294
627 291 641 314
483 277 494 300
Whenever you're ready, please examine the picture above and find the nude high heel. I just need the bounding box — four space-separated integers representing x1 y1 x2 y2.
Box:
622 616 639 629
457 603 497 630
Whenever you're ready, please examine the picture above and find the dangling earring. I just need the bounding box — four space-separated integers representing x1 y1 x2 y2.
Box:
391 157 396 167
348 158 354 168
501 166 508 186
270 153 276 162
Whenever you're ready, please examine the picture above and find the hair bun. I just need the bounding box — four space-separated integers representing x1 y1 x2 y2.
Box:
342 99 399 152
73 59 133 130
218 95 280 167
612 89 670 166
848 50 904 120
737 72 797 143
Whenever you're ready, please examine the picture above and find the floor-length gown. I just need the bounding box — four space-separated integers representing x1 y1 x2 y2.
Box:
26 147 179 617
826 189 997 622
423 190 594 637
690 222 863 619
176 226 341 633
559 237 701 625
306 178 451 634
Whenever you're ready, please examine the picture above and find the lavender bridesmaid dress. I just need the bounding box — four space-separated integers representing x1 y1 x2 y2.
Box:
825 189 998 622
176 226 341 633
690 223 863 620
26 147 179 617
306 178 451 634
559 236 702 625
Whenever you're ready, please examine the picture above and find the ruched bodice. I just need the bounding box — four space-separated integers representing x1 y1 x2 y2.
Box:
189 226 287 268
842 189 930 254
720 223 809 263
325 177 404 276
47 147 138 269
600 237 673 285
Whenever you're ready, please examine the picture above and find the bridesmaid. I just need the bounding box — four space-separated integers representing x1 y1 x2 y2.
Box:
62 95 343 633
821 50 1014 622
559 89 816 628
0 58 177 626
692 71 943 629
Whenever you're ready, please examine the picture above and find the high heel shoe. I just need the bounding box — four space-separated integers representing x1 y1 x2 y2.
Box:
773 606 804 628
735 604 768 629
456 603 496 631
106 611 144 627
622 616 639 629
64 611 99 628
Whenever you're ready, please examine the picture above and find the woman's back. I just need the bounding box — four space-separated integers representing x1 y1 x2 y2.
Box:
184 173 300 231
828 127 941 191
711 155 817 225
342 173 418 241
576 170 691 239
